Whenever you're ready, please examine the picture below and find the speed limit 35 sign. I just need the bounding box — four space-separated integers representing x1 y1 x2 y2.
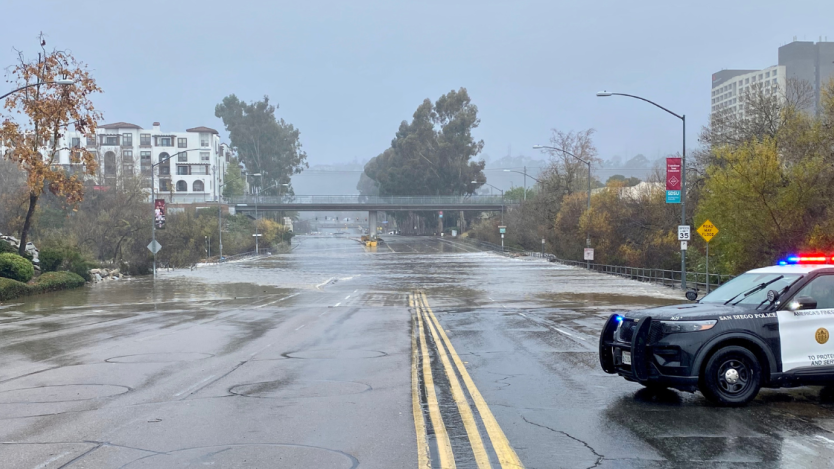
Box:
678 225 691 241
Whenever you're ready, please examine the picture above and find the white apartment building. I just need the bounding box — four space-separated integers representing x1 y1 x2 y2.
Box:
57 122 232 203
710 65 786 120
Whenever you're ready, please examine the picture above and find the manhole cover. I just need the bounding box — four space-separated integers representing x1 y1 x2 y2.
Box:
230 379 371 399
106 352 214 363
0 384 129 404
122 444 357 468
282 350 387 359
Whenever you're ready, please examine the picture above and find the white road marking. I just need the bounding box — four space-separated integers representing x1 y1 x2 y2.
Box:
31 451 72 469
174 374 216 397
354 290 358 293
319 311 328 317
316 278 335 290
345 295 351 300
334 302 341 307
295 324 306 331
518 312 587 341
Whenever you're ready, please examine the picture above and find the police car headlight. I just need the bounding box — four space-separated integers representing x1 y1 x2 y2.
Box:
660 320 717 334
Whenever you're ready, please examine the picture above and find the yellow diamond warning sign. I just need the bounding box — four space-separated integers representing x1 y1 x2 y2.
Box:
697 220 719 243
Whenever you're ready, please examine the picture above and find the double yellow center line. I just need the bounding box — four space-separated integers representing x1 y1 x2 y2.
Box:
410 292 524 469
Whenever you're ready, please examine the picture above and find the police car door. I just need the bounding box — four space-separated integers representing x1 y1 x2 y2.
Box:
778 274 834 372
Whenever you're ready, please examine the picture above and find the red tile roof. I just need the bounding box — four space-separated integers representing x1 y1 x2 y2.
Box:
186 126 219 135
99 122 141 129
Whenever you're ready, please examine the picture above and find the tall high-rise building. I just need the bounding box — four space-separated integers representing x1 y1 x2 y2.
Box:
778 40 834 113
711 39 834 120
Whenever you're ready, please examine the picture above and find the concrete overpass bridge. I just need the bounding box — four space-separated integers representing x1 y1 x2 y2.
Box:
228 195 513 235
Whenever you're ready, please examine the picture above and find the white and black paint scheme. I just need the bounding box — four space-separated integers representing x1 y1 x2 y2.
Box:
599 264 834 406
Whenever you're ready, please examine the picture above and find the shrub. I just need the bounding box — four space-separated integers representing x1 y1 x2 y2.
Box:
63 248 94 281
0 278 30 301
34 271 86 293
39 247 65 272
0 241 16 255
0 253 34 283
0 271 86 301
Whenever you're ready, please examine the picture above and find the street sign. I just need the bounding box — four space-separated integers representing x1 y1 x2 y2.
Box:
697 220 719 243
678 225 691 241
439 210 443 218
681 241 688 250
501 233 504 239
584 248 594 261
542 239 545 244
666 190 681 204
498 225 506 234
147 240 162 254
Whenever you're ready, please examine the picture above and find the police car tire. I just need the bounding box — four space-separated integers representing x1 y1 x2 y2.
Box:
700 346 762 406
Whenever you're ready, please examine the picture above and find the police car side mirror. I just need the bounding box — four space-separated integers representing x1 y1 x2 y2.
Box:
790 296 817 310
685 289 698 301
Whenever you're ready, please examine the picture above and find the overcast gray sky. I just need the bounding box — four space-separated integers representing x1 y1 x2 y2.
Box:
2 0 831 169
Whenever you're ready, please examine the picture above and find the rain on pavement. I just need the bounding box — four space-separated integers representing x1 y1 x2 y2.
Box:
2 233 834 468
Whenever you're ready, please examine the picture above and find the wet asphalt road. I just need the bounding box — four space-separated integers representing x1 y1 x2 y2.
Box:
2 234 834 468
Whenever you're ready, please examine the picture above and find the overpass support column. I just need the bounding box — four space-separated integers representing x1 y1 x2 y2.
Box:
368 210 377 238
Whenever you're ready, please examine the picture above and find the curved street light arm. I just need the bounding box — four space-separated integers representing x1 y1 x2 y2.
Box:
504 169 541 183
603 92 683 120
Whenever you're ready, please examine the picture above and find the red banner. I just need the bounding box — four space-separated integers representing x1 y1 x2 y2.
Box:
666 158 681 191
154 199 166 230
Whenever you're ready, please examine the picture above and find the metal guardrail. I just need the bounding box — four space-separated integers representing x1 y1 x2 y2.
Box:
459 238 733 291
227 195 508 205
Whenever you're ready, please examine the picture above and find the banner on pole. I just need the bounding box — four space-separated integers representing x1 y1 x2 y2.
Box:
666 157 682 204
666 158 681 190
154 199 166 229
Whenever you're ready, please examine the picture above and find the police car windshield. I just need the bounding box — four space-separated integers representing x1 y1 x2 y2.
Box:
700 273 802 306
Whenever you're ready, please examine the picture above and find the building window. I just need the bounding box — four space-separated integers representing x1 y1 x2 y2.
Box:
104 135 119 145
104 151 117 176
192 165 208 175
140 134 151 146
122 150 133 163
157 136 172 147
70 137 81 148
122 133 133 146
193 180 204 192
178 152 188 162
745 78 750 84
86 136 96 146
176 180 188 192
140 151 151 175
200 151 210 161
200 133 209 147
123 163 134 175
178 138 187 148
177 165 190 175
160 179 171 192
158 152 170 175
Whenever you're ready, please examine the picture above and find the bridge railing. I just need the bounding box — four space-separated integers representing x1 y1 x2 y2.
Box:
227 195 507 205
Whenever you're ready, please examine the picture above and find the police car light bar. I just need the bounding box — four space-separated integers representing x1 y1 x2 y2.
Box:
778 254 831 265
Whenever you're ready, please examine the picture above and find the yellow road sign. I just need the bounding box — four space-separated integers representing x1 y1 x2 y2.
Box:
697 220 719 243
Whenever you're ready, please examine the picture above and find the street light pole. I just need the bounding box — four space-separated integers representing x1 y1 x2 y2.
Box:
151 148 204 278
250 173 262 254
474 181 504 225
597 91 687 289
533 145 592 267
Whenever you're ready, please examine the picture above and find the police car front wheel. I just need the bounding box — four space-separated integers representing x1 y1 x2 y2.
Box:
700 346 762 406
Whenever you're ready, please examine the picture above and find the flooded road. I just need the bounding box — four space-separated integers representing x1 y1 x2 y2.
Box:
1 235 833 468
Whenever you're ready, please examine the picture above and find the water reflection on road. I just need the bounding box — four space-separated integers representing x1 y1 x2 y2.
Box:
1 234 833 468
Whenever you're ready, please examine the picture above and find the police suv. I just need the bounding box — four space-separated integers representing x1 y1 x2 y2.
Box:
599 256 834 406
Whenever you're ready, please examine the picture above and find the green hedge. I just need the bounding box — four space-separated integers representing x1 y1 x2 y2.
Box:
0 271 86 302
0 253 34 283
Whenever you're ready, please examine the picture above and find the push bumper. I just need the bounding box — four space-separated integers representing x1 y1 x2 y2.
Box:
599 314 699 392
